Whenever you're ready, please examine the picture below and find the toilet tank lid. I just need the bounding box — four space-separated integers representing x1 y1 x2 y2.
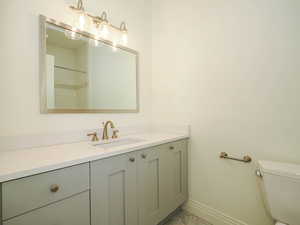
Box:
258 160 300 180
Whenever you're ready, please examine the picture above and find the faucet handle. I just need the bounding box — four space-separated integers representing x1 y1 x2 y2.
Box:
112 129 119 139
87 132 99 142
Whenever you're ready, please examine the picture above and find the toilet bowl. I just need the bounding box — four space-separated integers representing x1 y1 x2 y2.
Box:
258 160 300 225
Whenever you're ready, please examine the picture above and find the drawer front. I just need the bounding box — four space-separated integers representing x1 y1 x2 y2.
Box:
2 163 89 220
3 191 90 225
162 139 187 152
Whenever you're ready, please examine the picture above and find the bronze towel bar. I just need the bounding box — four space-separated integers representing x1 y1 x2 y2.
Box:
220 152 252 163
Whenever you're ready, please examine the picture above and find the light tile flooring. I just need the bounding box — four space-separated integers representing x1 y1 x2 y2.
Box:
164 210 212 225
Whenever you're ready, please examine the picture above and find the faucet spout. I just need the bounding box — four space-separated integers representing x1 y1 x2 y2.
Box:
102 120 115 140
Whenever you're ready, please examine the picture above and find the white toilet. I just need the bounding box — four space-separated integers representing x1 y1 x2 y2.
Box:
258 160 300 225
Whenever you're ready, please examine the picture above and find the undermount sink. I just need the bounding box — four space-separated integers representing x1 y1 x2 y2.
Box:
92 138 146 149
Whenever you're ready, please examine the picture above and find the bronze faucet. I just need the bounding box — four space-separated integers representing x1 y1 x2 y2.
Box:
102 121 119 140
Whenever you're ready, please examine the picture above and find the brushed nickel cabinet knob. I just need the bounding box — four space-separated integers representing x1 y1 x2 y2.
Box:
50 184 60 193
141 154 147 159
169 146 174 150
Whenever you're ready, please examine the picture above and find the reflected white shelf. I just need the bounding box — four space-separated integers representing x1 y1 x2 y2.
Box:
55 82 88 90
54 65 87 74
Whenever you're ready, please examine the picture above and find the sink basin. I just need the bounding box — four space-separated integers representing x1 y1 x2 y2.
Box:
92 138 145 149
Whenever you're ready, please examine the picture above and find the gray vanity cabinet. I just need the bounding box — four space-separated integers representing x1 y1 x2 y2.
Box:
138 139 188 225
137 146 167 225
0 139 188 225
90 152 138 225
3 192 90 225
1 163 90 225
166 140 188 212
2 164 89 220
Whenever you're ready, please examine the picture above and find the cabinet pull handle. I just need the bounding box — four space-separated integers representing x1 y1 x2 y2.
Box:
169 146 175 150
50 184 60 193
129 157 135 162
141 154 147 159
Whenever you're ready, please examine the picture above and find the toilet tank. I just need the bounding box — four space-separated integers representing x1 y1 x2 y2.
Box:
258 161 300 225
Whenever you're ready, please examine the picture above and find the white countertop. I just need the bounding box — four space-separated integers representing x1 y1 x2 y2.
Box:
0 132 189 183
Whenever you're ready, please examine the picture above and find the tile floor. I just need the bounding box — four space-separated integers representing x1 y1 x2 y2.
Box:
164 210 212 225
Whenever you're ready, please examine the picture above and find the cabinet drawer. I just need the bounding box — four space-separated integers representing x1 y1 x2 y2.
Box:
3 191 90 225
2 163 89 220
163 139 187 151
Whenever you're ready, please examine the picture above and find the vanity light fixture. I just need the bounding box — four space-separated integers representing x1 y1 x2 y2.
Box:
69 0 86 30
69 0 129 47
120 22 128 46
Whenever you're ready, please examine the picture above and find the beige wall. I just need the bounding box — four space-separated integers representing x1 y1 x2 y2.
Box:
151 0 300 225
1 0 300 224
0 0 152 136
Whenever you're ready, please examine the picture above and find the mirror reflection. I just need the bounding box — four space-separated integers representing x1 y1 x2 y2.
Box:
44 23 138 112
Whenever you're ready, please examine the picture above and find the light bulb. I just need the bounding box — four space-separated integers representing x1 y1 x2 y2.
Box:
100 24 109 39
78 13 85 30
92 25 100 37
94 40 99 47
71 27 78 39
121 32 128 45
112 41 118 52
71 31 76 39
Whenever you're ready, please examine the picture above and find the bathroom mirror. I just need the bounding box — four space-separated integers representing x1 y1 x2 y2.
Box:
39 15 139 113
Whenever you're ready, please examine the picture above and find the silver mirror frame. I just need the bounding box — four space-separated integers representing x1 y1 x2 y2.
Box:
39 15 139 113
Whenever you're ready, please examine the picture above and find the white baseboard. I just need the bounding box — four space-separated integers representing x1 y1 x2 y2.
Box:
183 199 249 225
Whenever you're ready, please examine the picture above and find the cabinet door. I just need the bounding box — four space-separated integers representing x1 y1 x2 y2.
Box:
3 192 90 225
137 147 168 225
91 153 138 225
167 140 188 211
